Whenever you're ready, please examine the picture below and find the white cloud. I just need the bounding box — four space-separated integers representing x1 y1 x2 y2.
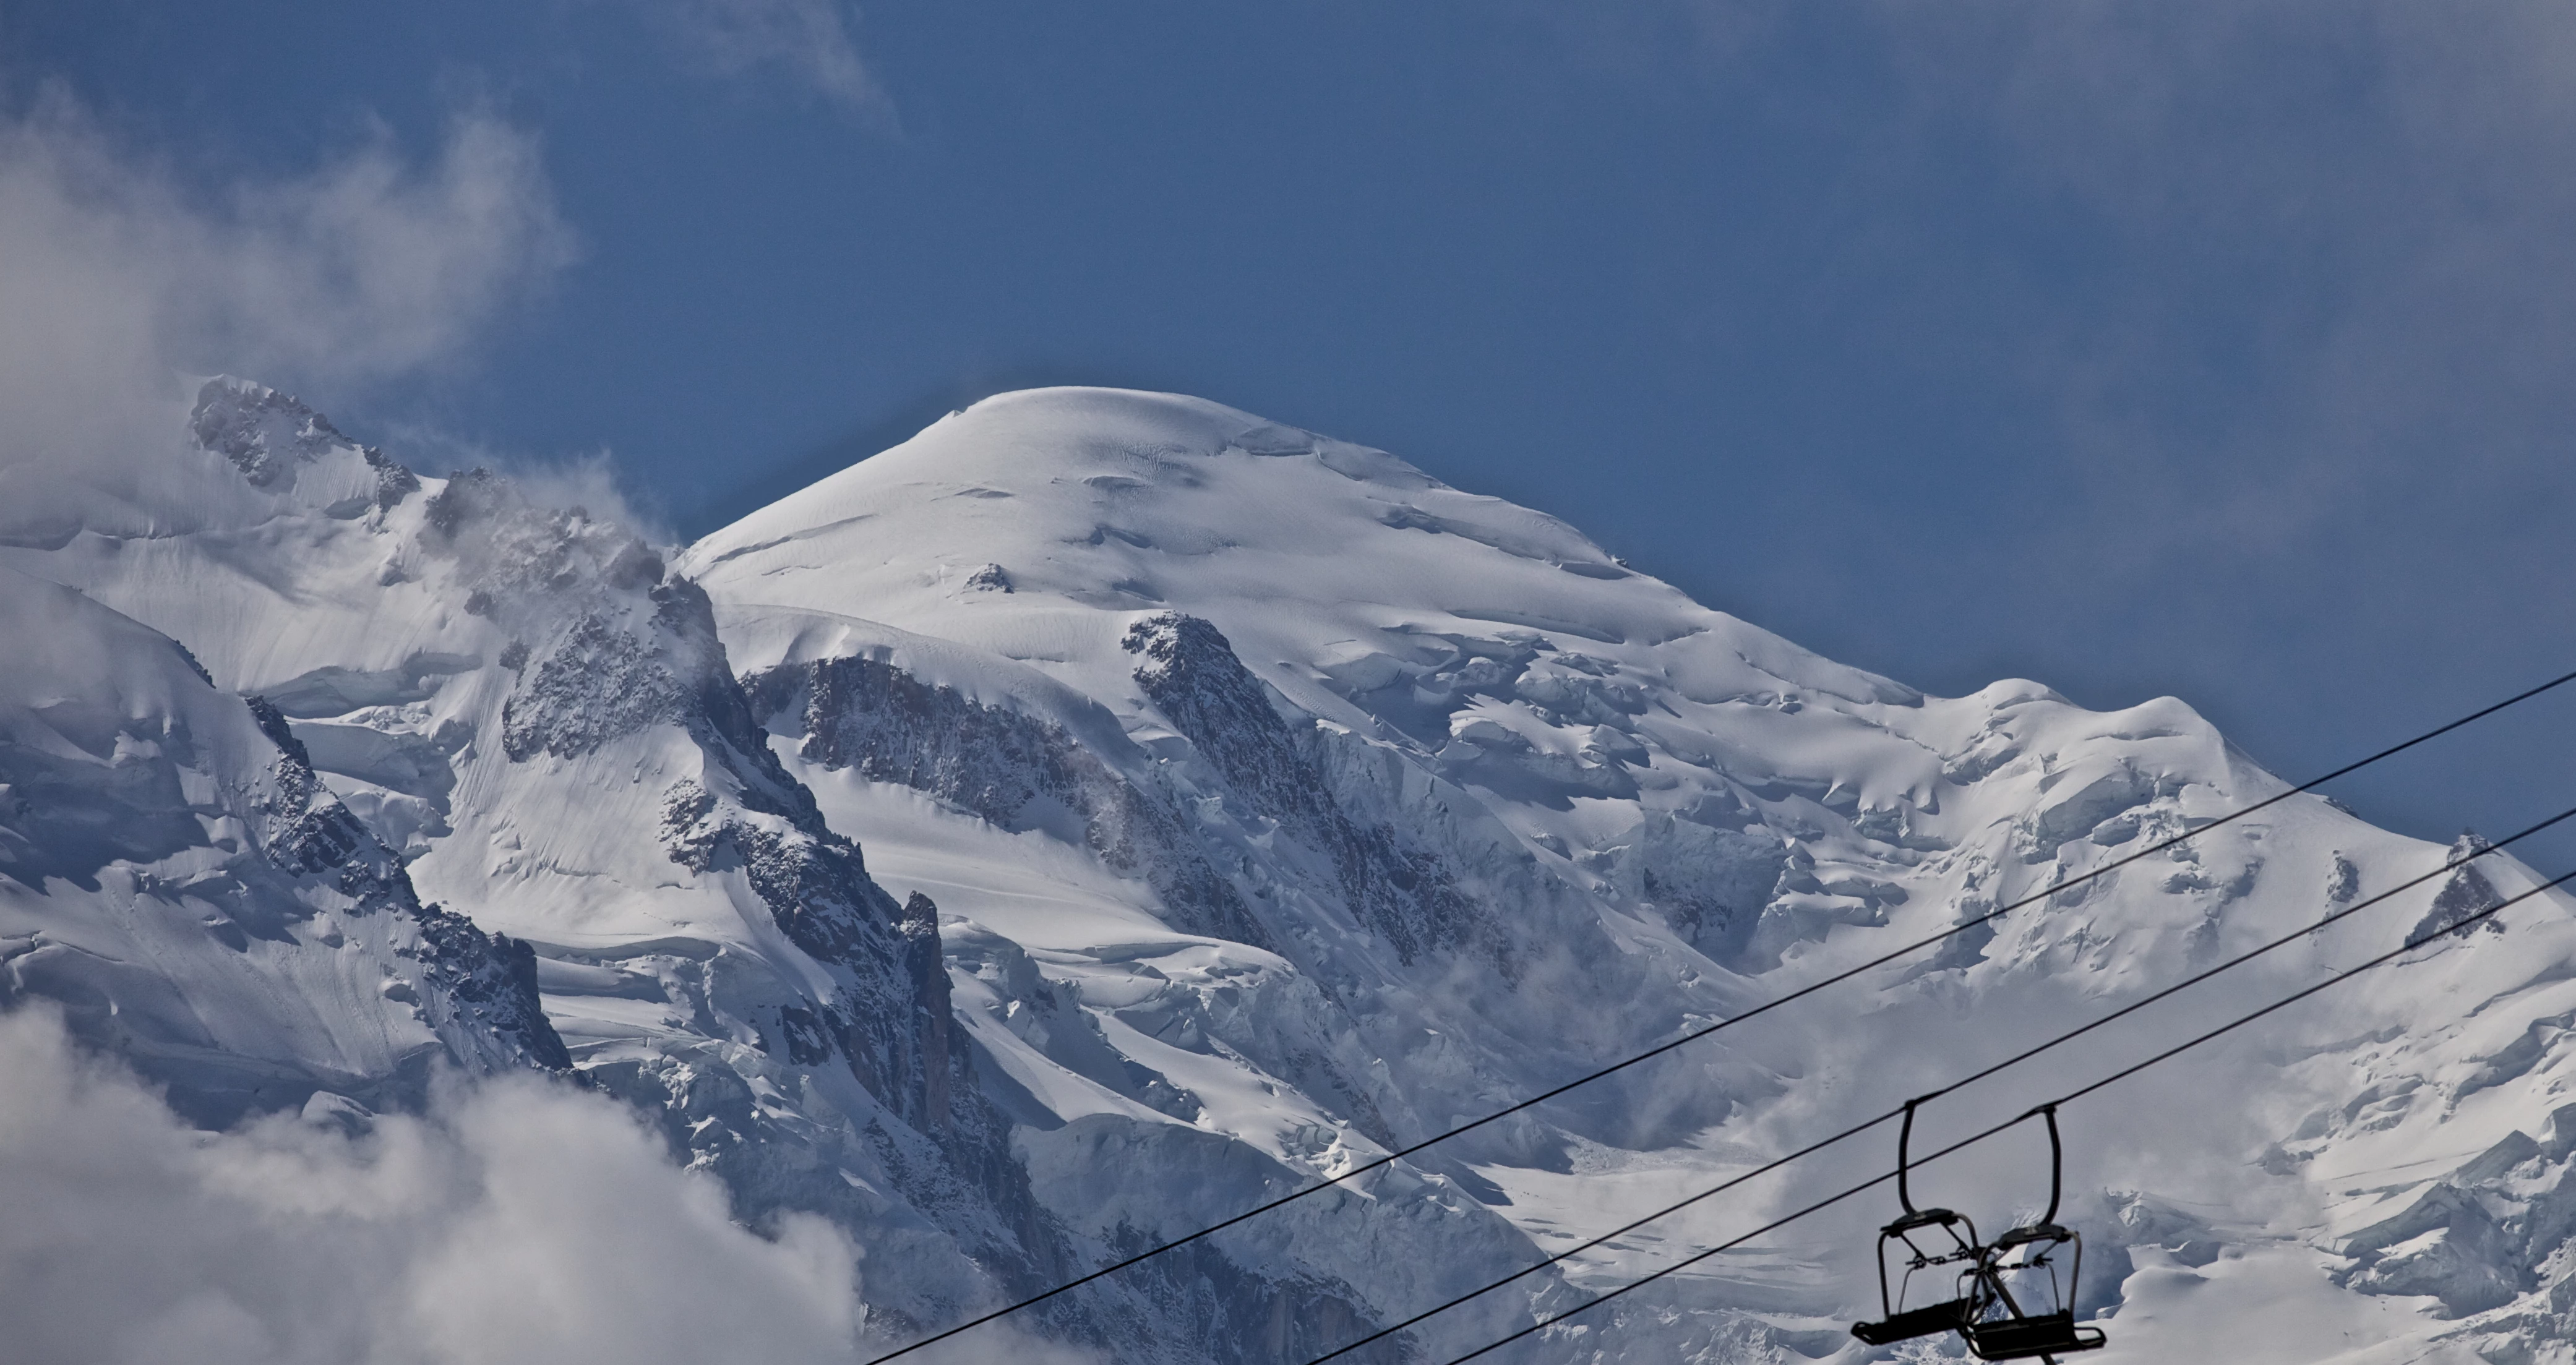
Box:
0 92 570 388
651 0 886 116
0 90 573 529
0 1006 865 1365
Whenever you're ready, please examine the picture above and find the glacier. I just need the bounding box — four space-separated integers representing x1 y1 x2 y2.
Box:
2 379 2574 1363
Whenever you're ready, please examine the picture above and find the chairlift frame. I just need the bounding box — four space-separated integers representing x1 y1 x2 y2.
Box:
1850 1100 2106 1362
1958 1105 2106 1363
1850 1098 1983 1346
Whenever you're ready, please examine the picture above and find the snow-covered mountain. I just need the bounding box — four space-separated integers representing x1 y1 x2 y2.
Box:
6 379 2574 1363
0 561 565 1127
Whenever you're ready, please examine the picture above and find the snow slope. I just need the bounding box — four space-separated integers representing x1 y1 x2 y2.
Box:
6 380 2576 1362
684 387 2576 1363
1 381 1513 1361
0 562 564 1126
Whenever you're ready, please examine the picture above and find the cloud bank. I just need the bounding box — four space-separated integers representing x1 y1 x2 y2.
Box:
0 1008 864 1365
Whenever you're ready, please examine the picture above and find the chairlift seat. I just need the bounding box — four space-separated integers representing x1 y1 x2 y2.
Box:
1851 1297 1973 1345
1962 1310 2106 1360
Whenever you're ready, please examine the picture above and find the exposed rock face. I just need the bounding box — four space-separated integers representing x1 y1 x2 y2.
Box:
734 635 1540 1356
410 908 573 1073
900 891 953 1131
654 775 943 1126
2411 832 2509 941
189 377 418 508
244 689 571 1078
1124 612 1490 967
741 650 1269 947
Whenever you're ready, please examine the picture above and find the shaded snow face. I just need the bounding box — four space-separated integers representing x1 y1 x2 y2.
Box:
0 565 564 1124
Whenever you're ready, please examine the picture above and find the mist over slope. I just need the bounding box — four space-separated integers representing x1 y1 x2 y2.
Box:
4 382 2573 1363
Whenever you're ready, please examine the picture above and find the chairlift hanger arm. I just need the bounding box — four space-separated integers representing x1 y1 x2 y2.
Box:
2038 1104 2062 1230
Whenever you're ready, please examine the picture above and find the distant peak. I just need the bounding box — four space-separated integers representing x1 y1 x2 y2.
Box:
188 376 420 508
189 377 347 486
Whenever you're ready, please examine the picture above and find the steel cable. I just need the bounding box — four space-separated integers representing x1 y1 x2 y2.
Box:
1301 802 2576 1363
863 666 2576 1363
1434 864 2576 1364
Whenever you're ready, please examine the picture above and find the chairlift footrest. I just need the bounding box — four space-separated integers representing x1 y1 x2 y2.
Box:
1963 1312 2106 1360
1851 1299 1973 1345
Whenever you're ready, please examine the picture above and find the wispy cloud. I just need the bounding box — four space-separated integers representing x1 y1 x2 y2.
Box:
646 0 887 117
1866 2 2576 731
1534 2 2576 769
1890 1 2576 531
0 92 571 390
0 90 573 528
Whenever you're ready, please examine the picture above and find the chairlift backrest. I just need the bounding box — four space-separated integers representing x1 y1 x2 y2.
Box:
1959 1105 2105 1361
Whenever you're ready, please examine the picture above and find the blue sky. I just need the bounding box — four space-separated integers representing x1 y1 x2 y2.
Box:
6 1 2574 860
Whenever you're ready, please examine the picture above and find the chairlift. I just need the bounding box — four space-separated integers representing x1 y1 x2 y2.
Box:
1958 1105 2106 1363
1850 1098 1983 1346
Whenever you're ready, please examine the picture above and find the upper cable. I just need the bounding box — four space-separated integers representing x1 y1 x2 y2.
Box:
864 666 2576 1364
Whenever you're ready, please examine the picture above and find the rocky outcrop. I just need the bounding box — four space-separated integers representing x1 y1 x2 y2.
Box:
189 377 418 508
900 891 952 1131
0 570 570 1129
243 689 572 1077
2411 832 2510 942
1125 613 1491 967
741 652 1270 946
655 774 947 1121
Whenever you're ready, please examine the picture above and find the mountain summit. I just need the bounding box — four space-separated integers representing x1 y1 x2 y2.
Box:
3 382 2572 1363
